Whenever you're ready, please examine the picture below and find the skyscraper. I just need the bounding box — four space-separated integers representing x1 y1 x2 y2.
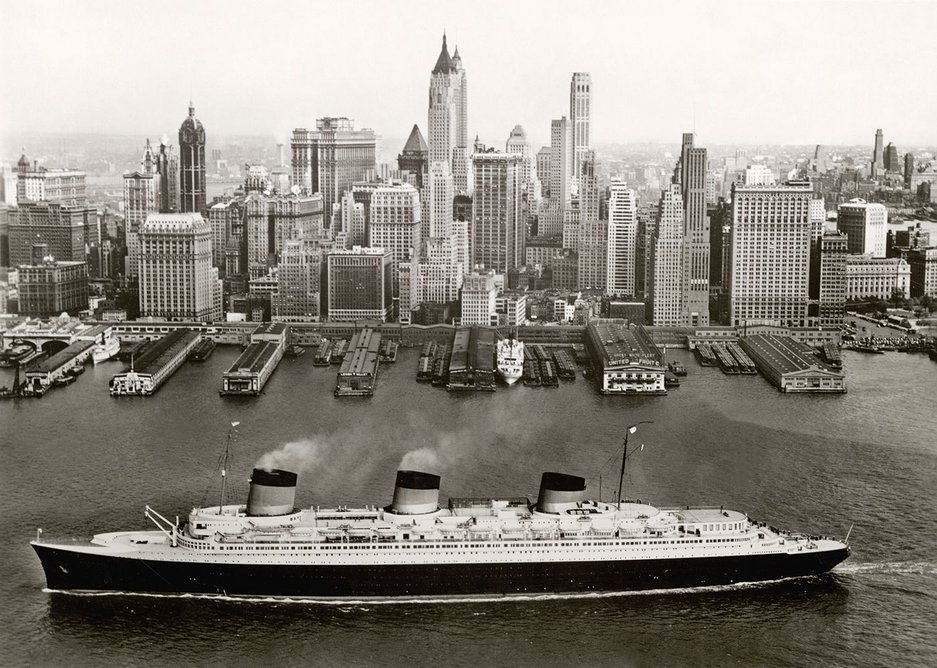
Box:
326 247 393 321
289 118 377 217
569 73 592 188
273 234 321 322
245 192 325 279
904 153 915 189
649 184 684 325
9 202 94 268
427 34 468 193
817 232 847 327
837 198 888 258
731 182 813 327
872 128 884 174
578 150 599 224
883 142 899 173
123 141 161 278
178 102 206 214
605 179 637 296
156 136 179 213
139 213 219 321
505 125 536 197
17 252 89 317
397 124 429 188
578 220 608 291
549 117 572 208
471 152 522 273
368 183 421 300
679 134 711 325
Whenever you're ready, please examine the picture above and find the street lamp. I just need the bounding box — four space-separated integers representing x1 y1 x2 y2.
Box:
617 421 654 510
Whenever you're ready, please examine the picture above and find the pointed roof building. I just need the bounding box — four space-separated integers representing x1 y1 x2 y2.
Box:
432 34 455 74
398 124 429 187
402 124 429 154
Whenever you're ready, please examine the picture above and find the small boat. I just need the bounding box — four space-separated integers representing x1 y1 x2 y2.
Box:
664 372 680 387
667 362 687 376
189 339 216 362
285 345 305 358
853 344 884 355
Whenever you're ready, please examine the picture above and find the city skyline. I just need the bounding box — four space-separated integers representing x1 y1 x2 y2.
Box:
2 0 936 149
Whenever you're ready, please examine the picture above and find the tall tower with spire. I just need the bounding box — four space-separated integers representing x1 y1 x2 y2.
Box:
427 34 468 193
569 73 592 190
178 101 206 213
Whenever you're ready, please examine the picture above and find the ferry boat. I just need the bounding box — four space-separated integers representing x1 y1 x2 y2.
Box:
92 337 121 365
32 429 850 600
0 342 34 367
496 337 524 385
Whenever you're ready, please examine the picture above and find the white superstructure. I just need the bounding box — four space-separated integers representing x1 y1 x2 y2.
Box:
497 338 524 385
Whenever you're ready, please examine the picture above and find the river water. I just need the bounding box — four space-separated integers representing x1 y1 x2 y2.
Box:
1 346 935 667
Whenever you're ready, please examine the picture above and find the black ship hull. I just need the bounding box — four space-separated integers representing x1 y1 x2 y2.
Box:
33 543 849 599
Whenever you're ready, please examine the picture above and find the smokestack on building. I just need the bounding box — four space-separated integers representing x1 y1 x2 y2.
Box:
536 472 585 514
246 468 298 516
390 470 440 514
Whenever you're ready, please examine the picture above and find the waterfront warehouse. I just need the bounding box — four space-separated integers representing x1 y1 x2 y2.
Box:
335 327 381 396
109 329 201 396
221 324 288 396
23 340 94 395
739 334 846 393
586 322 666 394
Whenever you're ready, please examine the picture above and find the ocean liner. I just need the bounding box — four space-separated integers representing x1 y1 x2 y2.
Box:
32 447 850 599
496 337 524 385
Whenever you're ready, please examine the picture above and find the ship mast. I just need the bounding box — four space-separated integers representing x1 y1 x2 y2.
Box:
220 421 240 512
617 421 653 510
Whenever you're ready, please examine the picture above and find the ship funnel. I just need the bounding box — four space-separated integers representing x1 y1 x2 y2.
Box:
247 468 298 517
391 470 440 515
536 472 585 514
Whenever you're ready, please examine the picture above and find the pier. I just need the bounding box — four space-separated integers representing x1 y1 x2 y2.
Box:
447 327 496 392
739 335 846 393
585 322 666 395
335 327 382 396
221 324 288 396
110 329 201 396
22 340 94 396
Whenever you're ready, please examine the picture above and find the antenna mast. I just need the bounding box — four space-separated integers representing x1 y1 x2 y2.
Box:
617 421 653 510
220 421 241 512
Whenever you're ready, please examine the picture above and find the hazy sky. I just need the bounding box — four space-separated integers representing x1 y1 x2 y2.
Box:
2 0 935 150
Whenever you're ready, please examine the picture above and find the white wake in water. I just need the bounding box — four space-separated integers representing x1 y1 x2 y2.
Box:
834 561 937 576
42 576 829 606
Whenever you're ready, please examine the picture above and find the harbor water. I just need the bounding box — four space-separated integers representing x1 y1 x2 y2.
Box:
1 346 935 667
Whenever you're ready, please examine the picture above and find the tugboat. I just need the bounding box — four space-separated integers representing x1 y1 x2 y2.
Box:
32 424 851 599
667 361 688 376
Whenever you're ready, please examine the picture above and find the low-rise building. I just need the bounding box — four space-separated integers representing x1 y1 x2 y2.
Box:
845 254 911 300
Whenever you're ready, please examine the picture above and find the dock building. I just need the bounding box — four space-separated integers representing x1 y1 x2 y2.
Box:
109 328 200 396
585 322 665 394
335 327 382 396
221 323 288 396
739 334 845 393
447 326 496 391
23 340 94 396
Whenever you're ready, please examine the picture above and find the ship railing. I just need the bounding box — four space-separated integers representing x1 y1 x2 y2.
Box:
32 530 92 545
